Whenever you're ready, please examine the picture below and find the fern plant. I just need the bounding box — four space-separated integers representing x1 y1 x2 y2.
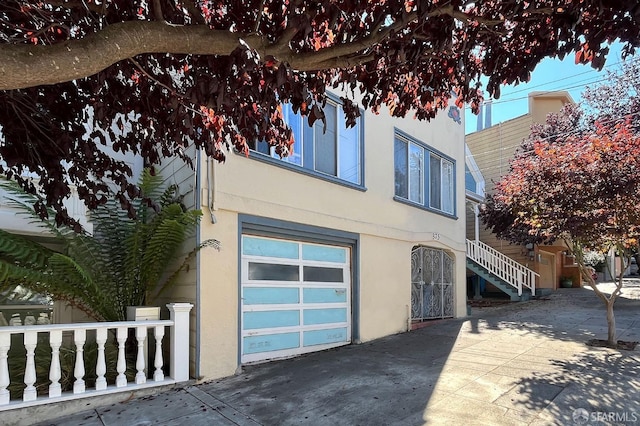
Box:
0 169 219 321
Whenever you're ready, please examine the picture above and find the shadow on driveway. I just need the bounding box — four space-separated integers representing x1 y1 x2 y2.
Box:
25 281 640 426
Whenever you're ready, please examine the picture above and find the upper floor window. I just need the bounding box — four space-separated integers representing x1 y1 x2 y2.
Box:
394 133 455 215
252 98 363 187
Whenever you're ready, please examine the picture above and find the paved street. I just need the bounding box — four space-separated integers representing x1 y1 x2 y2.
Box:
9 280 640 426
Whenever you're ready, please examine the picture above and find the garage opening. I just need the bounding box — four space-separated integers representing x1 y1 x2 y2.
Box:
241 235 351 363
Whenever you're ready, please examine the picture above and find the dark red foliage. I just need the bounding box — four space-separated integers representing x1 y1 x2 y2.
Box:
1 1 639 226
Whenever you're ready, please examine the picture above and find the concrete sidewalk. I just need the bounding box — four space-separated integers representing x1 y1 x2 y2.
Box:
15 281 640 425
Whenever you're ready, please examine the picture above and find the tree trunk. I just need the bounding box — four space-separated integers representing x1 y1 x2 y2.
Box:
605 299 616 347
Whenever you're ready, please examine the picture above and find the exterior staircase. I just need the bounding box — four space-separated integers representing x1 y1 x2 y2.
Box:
466 239 538 301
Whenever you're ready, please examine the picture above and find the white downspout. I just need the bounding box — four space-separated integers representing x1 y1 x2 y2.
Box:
194 150 202 379
206 157 217 223
474 203 480 242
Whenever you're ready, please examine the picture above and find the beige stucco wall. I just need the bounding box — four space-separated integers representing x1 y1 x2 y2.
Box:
198 209 240 378
528 91 574 125
161 94 468 381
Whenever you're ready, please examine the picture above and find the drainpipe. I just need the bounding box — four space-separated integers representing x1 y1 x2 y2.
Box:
206 157 217 223
407 305 411 331
474 204 480 241
195 150 202 379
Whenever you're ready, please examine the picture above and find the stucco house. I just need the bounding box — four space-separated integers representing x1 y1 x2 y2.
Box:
465 91 580 294
0 91 470 413
154 90 470 380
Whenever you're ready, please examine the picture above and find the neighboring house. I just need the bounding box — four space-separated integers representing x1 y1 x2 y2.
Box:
466 91 578 294
0 147 143 324
156 90 469 381
0 182 90 324
465 143 486 241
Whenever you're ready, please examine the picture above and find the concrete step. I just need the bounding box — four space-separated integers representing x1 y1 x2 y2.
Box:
536 288 552 297
466 259 530 302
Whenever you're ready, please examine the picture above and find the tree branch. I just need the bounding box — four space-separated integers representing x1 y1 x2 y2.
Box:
0 16 409 90
280 11 417 70
152 0 165 22
0 3 564 90
181 1 206 25
0 21 265 90
41 0 105 14
254 0 265 33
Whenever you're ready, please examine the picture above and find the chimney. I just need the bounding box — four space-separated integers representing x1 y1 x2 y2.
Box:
476 103 484 131
484 100 492 129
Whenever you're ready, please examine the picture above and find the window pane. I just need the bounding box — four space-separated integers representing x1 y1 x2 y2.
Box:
338 113 360 184
248 263 299 281
409 143 424 203
281 104 303 166
430 155 441 209
394 138 408 198
442 160 454 214
255 139 270 154
303 266 344 282
315 103 337 176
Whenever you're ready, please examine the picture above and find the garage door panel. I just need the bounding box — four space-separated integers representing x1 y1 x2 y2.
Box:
302 244 346 263
243 287 300 305
303 266 344 282
243 332 300 354
303 288 347 303
303 327 348 347
243 310 300 329
243 236 299 259
303 308 347 325
248 262 300 281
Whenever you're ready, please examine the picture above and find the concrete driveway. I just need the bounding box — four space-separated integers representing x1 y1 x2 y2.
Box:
15 280 640 425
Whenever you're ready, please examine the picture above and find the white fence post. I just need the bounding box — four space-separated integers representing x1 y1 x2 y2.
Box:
73 329 86 394
95 328 108 391
135 326 147 385
153 325 165 382
0 333 10 405
49 330 62 398
116 327 128 388
167 303 193 382
23 331 38 402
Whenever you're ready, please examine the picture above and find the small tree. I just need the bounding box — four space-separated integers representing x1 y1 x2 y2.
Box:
582 59 640 265
0 169 219 321
482 120 640 347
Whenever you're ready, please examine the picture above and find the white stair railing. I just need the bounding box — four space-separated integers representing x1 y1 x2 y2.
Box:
0 303 192 411
466 239 538 296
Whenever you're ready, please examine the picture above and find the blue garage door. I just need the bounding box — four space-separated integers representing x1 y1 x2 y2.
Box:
241 235 351 363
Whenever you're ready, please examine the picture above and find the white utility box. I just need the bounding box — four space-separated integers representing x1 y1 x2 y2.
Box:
127 306 160 321
127 306 161 379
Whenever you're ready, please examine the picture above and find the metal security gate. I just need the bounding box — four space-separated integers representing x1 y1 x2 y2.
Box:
411 246 454 321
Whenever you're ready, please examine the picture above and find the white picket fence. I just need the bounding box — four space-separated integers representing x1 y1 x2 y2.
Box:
0 303 192 411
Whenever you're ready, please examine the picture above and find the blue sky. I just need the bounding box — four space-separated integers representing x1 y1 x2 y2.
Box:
464 43 631 134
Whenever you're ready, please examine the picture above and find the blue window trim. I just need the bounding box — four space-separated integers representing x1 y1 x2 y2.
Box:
393 196 458 220
247 150 367 192
237 214 361 365
242 92 366 191
393 128 457 218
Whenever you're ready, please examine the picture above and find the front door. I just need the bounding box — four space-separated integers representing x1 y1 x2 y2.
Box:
411 246 454 321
